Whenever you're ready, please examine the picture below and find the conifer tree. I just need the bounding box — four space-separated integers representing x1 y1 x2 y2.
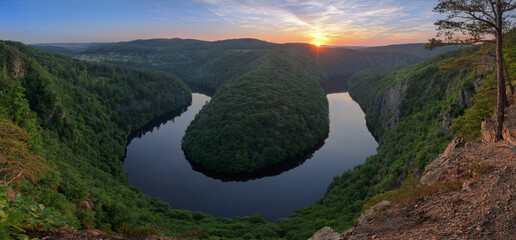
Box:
426 0 516 141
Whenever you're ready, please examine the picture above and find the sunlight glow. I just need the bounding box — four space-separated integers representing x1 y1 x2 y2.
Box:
316 42 321 46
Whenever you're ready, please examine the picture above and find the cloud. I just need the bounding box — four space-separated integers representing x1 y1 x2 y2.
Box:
201 4 233 23
196 0 437 45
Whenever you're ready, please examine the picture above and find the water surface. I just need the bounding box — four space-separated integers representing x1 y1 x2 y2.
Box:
124 92 377 221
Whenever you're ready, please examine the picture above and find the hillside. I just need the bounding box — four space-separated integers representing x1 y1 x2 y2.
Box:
77 38 428 91
0 42 283 239
32 43 105 56
277 47 499 239
358 43 461 59
73 38 433 173
182 52 329 173
312 101 516 239
2 34 513 239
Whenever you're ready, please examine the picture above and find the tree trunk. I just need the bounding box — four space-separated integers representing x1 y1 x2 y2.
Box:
504 58 515 95
495 0 506 141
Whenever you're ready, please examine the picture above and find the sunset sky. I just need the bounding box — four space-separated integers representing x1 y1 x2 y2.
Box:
0 0 440 46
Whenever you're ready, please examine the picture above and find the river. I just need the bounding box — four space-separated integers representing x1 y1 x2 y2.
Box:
123 92 378 221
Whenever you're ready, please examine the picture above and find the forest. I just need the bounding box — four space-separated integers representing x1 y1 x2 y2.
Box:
1 29 513 239
0 41 281 239
78 38 429 173
182 51 329 173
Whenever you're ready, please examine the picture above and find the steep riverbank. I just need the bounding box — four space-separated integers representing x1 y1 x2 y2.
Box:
312 99 516 239
277 47 491 239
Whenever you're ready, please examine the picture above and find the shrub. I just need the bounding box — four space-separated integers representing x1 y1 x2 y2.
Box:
0 185 64 240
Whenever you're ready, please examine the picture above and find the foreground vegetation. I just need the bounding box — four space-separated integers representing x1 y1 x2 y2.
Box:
0 42 281 239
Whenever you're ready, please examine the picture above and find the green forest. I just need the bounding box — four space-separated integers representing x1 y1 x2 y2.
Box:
78 38 429 173
1 29 513 239
182 52 329 173
0 42 281 239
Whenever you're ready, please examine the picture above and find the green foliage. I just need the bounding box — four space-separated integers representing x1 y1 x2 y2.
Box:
0 41 284 239
182 52 329 173
278 49 479 239
451 74 497 141
451 30 516 141
80 38 426 91
0 185 64 240
5 34 511 239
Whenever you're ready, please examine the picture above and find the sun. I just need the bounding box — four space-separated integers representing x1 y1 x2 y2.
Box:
315 42 321 47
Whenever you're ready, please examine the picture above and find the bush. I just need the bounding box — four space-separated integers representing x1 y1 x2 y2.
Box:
0 185 64 239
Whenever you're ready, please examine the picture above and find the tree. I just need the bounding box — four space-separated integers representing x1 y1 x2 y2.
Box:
426 0 516 141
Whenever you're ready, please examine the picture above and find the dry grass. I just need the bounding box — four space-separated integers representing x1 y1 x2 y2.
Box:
362 174 464 213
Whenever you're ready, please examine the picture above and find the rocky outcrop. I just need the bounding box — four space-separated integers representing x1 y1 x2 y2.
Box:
339 141 515 240
308 227 341 240
324 104 516 239
503 103 516 145
418 137 466 187
481 118 497 143
370 82 409 132
482 93 516 144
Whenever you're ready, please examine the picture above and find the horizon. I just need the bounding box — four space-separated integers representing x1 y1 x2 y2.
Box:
28 37 429 48
1 0 440 46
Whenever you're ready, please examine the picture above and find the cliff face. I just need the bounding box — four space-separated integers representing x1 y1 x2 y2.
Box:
311 96 516 240
277 50 488 240
348 57 481 141
368 81 409 136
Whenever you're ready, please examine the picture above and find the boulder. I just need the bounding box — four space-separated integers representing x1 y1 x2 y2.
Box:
308 226 341 240
357 200 391 225
481 118 497 143
503 104 516 145
419 138 464 186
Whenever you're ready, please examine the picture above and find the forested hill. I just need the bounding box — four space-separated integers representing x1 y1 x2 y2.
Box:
278 31 516 238
1 35 501 240
182 51 330 173
76 38 434 90
79 38 445 174
0 41 287 239
358 43 460 59
31 42 104 56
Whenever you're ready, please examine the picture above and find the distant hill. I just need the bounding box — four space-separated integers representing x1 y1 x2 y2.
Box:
31 42 105 56
358 43 462 59
78 38 425 91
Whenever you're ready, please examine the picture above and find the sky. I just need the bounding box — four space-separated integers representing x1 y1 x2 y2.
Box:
0 0 441 46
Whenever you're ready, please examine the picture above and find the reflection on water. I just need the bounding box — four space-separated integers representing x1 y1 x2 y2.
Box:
124 92 377 221
187 136 326 182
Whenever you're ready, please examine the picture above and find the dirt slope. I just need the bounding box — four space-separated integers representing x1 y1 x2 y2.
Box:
312 98 516 240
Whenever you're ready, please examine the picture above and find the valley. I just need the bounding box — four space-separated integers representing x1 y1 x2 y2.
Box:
124 92 377 222
0 31 514 239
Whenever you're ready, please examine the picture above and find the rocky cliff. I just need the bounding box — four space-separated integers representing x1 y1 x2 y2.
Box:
310 95 516 240
347 53 482 141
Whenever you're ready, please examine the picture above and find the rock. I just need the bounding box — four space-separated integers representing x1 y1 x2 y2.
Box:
462 180 473 191
11 56 24 78
481 118 496 143
442 111 452 136
503 104 516 145
308 226 341 240
357 200 391 225
371 82 409 133
420 138 464 186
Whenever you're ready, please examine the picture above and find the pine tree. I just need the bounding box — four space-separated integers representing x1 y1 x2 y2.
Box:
426 0 516 141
